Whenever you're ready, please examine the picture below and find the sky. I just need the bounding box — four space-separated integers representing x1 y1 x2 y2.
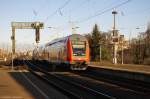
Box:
0 0 150 51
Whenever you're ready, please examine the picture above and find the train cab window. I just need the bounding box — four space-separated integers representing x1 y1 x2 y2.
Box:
72 41 86 56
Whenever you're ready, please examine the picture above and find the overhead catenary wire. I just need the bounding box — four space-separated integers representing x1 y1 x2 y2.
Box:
44 0 72 23
52 0 122 35
44 0 122 33
32 0 49 20
30 0 72 42
76 0 132 23
126 7 150 16
44 0 90 33
33 0 131 41
48 0 121 34
119 23 147 31
68 0 90 21
69 0 91 13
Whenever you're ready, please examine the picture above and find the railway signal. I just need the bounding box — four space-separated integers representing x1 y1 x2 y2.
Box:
31 22 44 43
11 22 44 70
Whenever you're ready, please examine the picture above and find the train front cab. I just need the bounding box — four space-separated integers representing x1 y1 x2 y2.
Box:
67 36 90 70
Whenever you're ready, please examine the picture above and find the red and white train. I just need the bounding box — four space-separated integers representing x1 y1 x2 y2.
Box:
32 34 90 70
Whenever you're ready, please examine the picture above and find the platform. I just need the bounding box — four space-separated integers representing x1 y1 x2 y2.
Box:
0 66 69 99
0 69 34 99
90 63 150 74
89 63 150 83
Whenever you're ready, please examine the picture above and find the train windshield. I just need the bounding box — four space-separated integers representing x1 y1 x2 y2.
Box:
72 41 86 56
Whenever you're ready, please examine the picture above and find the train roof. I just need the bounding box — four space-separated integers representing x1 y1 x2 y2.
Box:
45 34 87 46
69 34 87 41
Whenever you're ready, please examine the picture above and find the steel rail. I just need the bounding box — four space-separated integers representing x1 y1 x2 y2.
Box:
24 59 115 99
24 59 81 99
74 66 150 95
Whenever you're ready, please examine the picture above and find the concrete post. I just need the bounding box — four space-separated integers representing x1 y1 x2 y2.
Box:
11 27 15 70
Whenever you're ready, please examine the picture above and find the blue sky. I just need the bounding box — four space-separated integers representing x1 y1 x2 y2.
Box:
0 0 150 47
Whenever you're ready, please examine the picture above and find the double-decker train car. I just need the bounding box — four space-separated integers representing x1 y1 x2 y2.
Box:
32 34 90 70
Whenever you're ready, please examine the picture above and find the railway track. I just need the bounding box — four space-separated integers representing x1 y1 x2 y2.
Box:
26 59 150 94
24 59 114 99
75 67 150 95
52 71 150 99
23 59 150 99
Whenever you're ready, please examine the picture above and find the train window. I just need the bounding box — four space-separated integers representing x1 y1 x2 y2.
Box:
72 41 86 56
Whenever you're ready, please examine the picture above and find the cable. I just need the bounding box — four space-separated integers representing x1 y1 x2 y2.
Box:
32 0 49 20
37 0 49 15
119 23 147 30
91 0 121 15
76 0 132 23
64 0 120 34
69 0 90 12
44 0 71 22
68 0 90 20
125 7 150 16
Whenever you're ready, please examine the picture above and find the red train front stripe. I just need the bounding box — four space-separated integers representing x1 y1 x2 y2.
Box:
67 38 73 62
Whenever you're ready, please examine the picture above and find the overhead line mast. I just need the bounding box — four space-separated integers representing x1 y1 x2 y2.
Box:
112 10 118 64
